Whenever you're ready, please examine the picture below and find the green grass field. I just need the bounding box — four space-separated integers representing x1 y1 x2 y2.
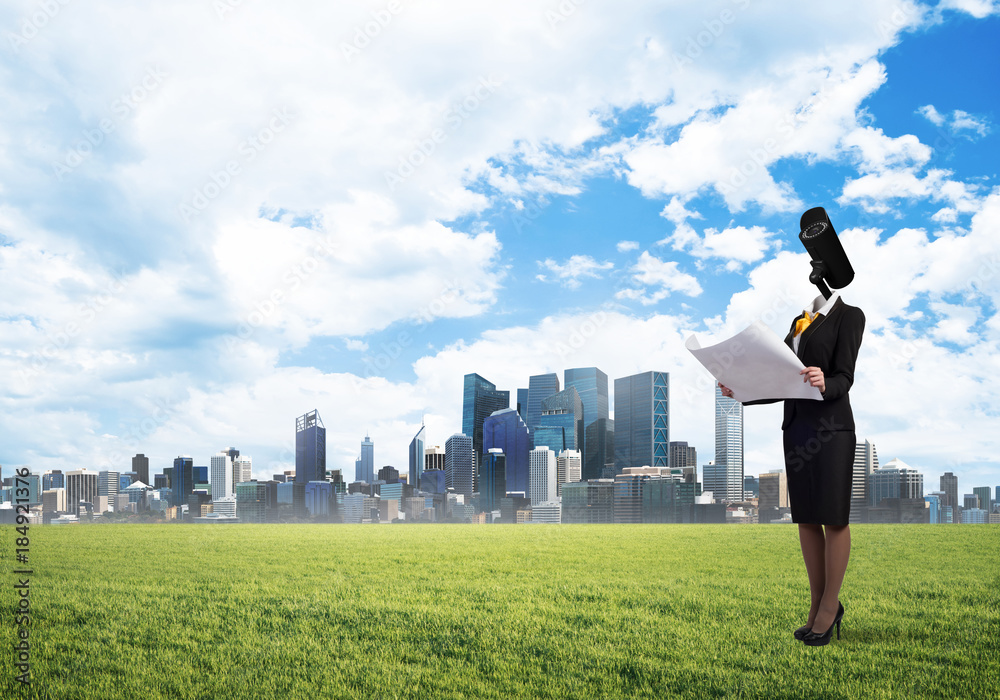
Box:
2 523 998 699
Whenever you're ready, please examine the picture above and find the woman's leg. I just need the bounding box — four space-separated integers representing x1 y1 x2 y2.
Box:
798 523 826 626
811 524 851 633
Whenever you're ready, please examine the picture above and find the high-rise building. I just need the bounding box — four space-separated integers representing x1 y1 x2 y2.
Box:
670 441 697 471
614 371 669 472
564 367 609 472
851 440 879 523
43 470 65 491
425 446 445 472
613 467 665 523
235 480 267 523
211 451 234 500
98 470 120 501
172 457 194 508
296 410 326 484
529 446 557 505
758 470 789 513
556 449 582 495
65 469 100 513
377 466 399 483
462 374 510 465
516 388 529 420
445 433 475 498
701 462 725 503
132 454 149 485
533 426 566 453
482 408 532 498
973 487 992 514
870 458 923 506
479 448 506 513
583 418 614 481
409 424 426 489
743 475 759 498
305 481 334 518
940 472 959 523
538 387 584 452
714 384 743 502
561 479 615 523
526 373 560 431
234 456 252 484
356 434 374 483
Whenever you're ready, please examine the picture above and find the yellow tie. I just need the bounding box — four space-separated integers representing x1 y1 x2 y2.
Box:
794 311 818 337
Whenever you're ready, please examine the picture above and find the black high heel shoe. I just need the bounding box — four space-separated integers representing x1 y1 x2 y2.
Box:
802 602 845 647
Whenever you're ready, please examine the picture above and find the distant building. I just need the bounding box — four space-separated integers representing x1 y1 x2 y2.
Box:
172 457 194 508
583 418 614 481
462 373 510 468
529 447 557 505
235 481 267 523
211 451 234 500
851 440 879 523
525 373 560 431
614 371 669 472
538 387 584 452
479 449 506 513
378 466 399 483
445 433 475 499
483 408 532 498
556 449 582 495
305 481 334 519
420 469 446 494
758 470 789 515
296 410 327 484
561 479 615 523
132 454 150 485
65 470 99 514
409 424 426 489
714 384 743 502
425 446 445 472
870 458 923 506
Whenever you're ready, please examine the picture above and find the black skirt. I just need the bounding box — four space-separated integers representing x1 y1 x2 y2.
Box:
783 419 856 526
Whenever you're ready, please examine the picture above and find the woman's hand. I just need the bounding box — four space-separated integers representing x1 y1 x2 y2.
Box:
800 366 825 395
718 382 734 398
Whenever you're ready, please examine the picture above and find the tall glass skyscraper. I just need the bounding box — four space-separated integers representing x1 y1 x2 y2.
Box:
483 408 532 498
538 387 584 451
565 367 609 478
409 424 426 489
583 418 614 481
479 448 506 512
462 374 510 464
211 451 234 500
614 371 669 472
295 410 326 485
356 434 374 483
526 373 560 431
516 388 529 420
445 433 475 498
714 384 743 502
172 456 194 507
851 439 879 523
132 454 150 485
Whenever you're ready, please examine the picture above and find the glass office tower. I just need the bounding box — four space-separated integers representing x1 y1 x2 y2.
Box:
614 371 669 471
409 424 426 490
172 456 194 508
462 374 510 463
483 408 532 498
538 387 584 452
714 384 744 502
526 373 560 431
295 410 326 484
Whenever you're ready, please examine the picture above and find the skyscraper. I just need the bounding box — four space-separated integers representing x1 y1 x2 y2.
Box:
425 446 445 472
516 388 529 420
66 469 99 513
356 434 374 483
462 374 510 464
445 433 474 498
409 424 426 490
98 470 120 500
583 418 614 481
234 455 252 484
538 387 584 452
758 469 789 514
526 373 560 431
483 408 532 498
296 410 327 485
556 449 582 495
851 440 879 523
669 441 698 473
132 454 149 485
870 458 923 506
529 446 557 505
614 371 669 472
479 448 506 513
172 457 194 508
714 384 743 502
211 451 235 500
940 472 959 522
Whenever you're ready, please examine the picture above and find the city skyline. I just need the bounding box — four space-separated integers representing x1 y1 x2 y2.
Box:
1 3 999 493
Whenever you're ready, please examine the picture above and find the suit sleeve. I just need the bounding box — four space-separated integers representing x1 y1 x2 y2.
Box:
822 307 865 402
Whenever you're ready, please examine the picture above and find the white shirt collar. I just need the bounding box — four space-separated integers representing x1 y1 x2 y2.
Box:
806 289 841 317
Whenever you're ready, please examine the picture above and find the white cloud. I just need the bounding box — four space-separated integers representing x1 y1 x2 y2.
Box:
616 251 702 305
937 0 1000 18
616 240 639 252
537 255 614 289
917 104 946 126
839 168 982 215
917 104 991 138
344 339 369 352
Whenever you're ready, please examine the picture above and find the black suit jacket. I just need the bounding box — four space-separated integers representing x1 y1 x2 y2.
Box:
745 297 865 432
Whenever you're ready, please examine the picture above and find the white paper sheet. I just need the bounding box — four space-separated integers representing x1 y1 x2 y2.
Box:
685 321 823 403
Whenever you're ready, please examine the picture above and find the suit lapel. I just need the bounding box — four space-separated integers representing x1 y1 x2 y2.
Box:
797 297 842 359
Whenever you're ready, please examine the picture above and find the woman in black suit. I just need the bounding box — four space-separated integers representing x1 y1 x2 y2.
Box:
720 289 865 647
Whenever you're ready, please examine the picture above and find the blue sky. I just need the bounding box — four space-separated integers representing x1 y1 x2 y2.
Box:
1 0 999 497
